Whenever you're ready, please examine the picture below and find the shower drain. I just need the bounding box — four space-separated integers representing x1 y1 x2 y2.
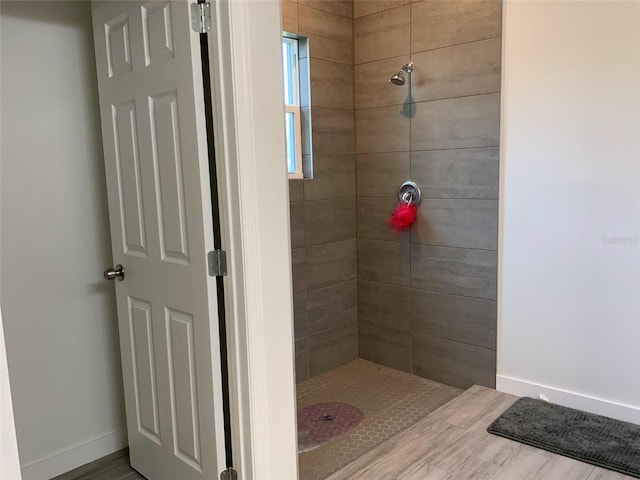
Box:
297 402 364 453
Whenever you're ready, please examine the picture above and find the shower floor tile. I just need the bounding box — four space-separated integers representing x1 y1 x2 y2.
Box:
297 359 461 480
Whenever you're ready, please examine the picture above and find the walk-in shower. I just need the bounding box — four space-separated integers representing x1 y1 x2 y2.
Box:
389 61 414 86
282 0 502 477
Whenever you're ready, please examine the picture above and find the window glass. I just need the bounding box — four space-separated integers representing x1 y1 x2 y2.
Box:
282 38 298 107
285 111 296 174
282 37 303 177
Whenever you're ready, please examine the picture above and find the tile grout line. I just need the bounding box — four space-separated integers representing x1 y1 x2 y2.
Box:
298 78 310 381
298 2 354 21
357 277 497 303
354 91 502 113
353 35 503 68
355 145 501 155
355 146 501 155
359 278 498 303
352 0 360 364
353 2 410 22
356 195 499 201
408 0 414 376
358 237 499 253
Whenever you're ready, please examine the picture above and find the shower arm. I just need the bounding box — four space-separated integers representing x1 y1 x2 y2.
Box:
402 62 414 74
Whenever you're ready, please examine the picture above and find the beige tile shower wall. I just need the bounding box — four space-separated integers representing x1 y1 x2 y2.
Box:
282 0 357 383
354 0 501 389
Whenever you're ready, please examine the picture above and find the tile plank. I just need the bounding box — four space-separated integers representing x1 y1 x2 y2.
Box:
356 152 410 197
356 105 411 153
355 55 412 110
291 247 307 293
587 469 635 480
411 244 498 300
411 0 502 53
411 38 501 103
304 198 356 246
359 280 412 330
52 450 130 480
359 321 412 372
308 58 354 110
289 178 304 202
289 201 305 248
298 5 353 64
355 5 410 64
411 94 501 151
308 321 358 377
304 154 356 200
357 197 410 243
412 333 496 388
296 338 309 383
354 0 410 19
412 198 499 250
411 148 499 200
411 289 497 349
299 0 353 18
293 291 308 340
311 107 355 154
358 239 411 286
282 0 299 33
306 240 357 290
307 280 358 334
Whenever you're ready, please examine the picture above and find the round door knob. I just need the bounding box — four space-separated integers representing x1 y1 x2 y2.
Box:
104 264 125 281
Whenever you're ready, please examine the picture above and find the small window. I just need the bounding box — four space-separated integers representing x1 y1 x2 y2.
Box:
282 37 303 179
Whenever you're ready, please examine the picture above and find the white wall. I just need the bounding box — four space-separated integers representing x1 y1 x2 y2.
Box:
0 2 126 478
499 0 640 423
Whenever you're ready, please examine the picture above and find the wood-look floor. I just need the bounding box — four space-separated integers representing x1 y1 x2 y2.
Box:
327 385 633 480
51 449 143 480
54 385 633 480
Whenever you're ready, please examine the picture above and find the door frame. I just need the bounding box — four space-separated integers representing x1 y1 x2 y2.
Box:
206 1 298 479
1 307 22 480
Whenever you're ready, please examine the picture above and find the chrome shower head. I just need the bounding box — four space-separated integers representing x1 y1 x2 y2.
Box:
389 61 414 87
390 72 405 86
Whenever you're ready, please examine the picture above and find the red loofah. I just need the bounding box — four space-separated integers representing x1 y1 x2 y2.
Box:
387 201 418 234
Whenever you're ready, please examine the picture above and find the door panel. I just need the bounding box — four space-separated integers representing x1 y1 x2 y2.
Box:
105 13 133 77
92 2 225 479
148 91 190 264
142 1 175 66
112 101 148 256
129 297 161 443
166 308 201 469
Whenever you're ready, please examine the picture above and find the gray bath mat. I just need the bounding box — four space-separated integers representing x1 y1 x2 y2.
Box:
487 397 640 478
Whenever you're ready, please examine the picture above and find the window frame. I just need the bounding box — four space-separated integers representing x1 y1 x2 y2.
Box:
282 36 304 179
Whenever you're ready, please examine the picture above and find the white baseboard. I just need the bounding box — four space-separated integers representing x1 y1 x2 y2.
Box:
20 430 127 480
497 374 640 425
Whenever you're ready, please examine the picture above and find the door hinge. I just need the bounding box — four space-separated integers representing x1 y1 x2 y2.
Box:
208 250 227 277
220 468 238 480
191 2 212 34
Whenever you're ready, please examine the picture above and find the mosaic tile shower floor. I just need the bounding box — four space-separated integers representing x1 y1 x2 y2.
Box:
296 359 462 480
